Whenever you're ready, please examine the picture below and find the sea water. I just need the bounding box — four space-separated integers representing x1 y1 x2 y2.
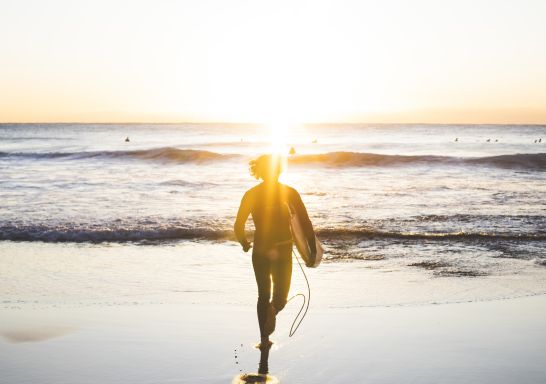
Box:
1 123 545 307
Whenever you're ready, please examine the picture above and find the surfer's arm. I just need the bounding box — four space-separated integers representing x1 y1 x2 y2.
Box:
292 190 317 256
234 190 252 252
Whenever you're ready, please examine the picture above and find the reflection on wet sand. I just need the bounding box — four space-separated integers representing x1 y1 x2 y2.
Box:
1 326 75 343
233 345 280 384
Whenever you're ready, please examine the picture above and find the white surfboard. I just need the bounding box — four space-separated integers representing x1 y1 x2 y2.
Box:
287 204 323 268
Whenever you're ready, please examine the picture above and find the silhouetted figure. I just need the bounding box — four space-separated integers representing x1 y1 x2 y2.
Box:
495 139 498 142
486 138 491 142
540 138 542 143
454 138 458 142
235 154 316 348
535 139 538 143
125 136 130 142
258 342 271 374
289 147 296 155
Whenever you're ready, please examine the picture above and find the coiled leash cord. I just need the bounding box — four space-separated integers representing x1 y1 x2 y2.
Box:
286 249 311 337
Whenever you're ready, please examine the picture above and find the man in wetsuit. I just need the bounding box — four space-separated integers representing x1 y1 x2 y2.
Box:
234 154 316 348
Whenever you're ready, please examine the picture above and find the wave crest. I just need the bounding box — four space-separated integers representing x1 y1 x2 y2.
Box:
289 152 546 170
0 224 543 243
0 148 239 163
1 149 544 170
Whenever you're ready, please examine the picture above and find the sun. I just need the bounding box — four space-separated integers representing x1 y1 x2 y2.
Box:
266 120 292 155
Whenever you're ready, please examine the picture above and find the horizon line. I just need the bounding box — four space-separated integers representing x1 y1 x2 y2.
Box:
2 121 546 126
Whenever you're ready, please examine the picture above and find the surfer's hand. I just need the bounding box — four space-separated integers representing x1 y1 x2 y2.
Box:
242 241 252 252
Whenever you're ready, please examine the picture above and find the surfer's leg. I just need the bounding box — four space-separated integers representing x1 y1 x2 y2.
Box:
271 244 293 314
252 253 272 338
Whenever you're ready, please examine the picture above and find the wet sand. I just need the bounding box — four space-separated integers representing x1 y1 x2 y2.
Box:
1 295 546 383
1 241 546 383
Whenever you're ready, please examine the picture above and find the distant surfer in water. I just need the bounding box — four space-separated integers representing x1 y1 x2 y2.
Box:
234 154 316 348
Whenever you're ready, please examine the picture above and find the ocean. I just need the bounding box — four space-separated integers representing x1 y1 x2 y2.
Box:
1 123 545 307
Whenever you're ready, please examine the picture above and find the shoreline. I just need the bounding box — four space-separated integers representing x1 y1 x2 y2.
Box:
2 241 546 311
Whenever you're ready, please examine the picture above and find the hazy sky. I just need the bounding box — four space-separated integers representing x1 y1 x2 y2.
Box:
1 0 546 123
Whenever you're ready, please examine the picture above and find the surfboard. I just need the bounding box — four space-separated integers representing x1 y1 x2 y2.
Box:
287 204 323 268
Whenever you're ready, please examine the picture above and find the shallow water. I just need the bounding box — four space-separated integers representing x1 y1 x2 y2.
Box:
1 240 545 310
1 123 545 280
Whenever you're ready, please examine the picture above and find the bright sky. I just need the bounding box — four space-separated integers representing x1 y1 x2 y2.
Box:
1 0 546 123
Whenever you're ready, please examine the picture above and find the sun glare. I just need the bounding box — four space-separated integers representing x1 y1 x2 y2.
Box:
266 121 292 155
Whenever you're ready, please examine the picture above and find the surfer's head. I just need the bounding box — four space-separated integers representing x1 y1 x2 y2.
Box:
249 154 285 182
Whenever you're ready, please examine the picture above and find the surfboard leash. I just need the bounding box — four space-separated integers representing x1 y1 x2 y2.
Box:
286 249 311 337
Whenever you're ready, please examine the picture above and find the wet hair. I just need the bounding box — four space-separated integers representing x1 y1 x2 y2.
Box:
249 154 285 181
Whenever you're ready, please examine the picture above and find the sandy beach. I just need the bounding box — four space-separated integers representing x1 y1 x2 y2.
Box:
1 241 546 383
2 295 546 383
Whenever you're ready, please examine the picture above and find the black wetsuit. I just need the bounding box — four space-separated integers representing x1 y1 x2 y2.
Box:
234 182 315 337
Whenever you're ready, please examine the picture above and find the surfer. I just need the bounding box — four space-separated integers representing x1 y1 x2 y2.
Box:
234 154 316 348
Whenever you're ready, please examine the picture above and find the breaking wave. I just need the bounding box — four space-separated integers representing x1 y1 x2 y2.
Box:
0 224 232 243
289 152 546 170
1 224 543 243
0 148 239 163
1 148 544 170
